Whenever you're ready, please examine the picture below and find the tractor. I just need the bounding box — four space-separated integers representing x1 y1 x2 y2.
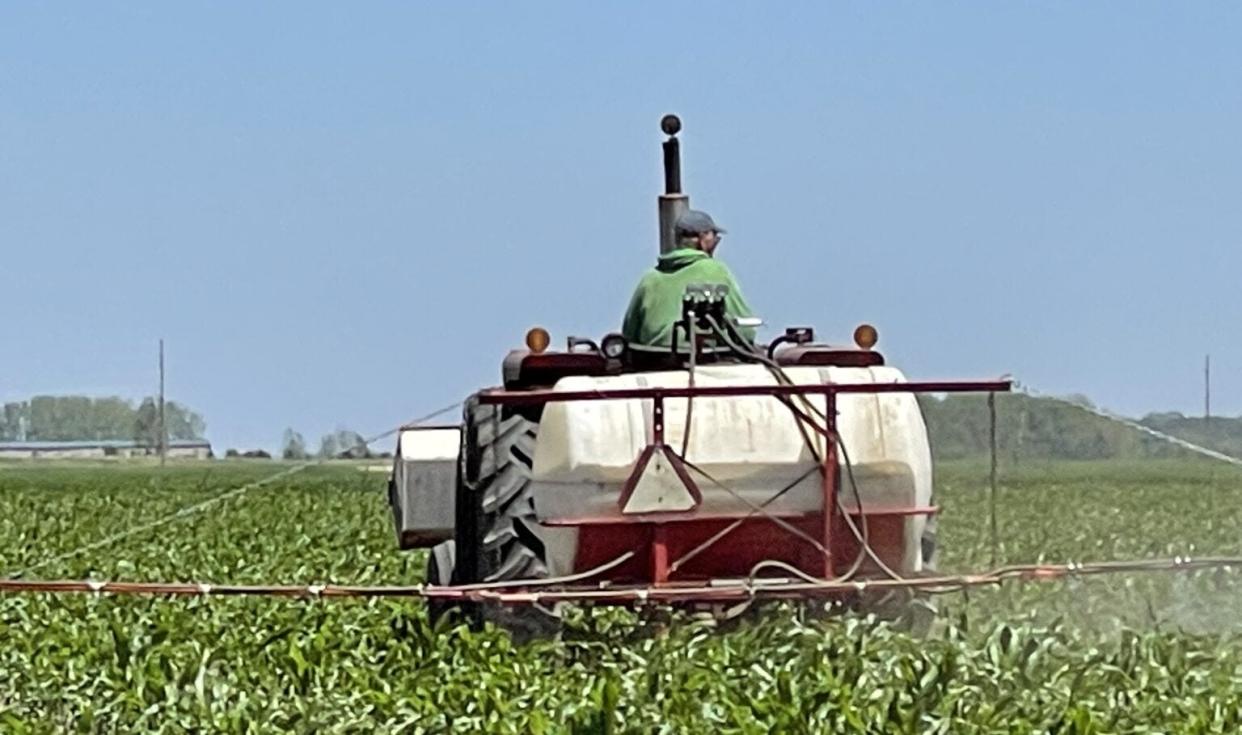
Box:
388 115 1008 632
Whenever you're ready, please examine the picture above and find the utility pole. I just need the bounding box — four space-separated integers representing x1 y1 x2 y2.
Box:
1204 354 1211 424
159 338 167 467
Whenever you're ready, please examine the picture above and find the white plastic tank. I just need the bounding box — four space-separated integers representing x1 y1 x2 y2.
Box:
528 364 933 575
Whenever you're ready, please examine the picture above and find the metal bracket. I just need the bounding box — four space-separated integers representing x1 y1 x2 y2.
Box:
617 396 702 514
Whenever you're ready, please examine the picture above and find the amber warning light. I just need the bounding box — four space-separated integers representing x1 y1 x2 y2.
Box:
525 327 551 353
853 324 878 350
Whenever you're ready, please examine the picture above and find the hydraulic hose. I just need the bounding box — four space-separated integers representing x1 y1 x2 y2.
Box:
705 315 904 582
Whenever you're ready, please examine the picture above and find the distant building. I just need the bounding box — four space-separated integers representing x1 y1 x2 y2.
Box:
0 439 212 460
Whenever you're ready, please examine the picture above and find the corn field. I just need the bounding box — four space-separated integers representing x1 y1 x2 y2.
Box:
1 460 1241 733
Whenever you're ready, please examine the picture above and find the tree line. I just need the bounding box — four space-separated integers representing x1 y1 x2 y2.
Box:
919 393 1240 461
276 396 1242 463
0 396 205 444
275 428 388 460
11 392 1225 463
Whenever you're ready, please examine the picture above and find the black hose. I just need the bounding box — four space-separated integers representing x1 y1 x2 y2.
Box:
705 316 898 580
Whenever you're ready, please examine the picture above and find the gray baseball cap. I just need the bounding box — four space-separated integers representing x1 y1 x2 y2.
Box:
674 209 727 236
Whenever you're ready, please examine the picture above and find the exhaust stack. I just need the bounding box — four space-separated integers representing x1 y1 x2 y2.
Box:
658 114 690 254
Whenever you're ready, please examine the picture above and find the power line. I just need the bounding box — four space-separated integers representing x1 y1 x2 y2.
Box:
1205 354 1211 424
158 338 166 467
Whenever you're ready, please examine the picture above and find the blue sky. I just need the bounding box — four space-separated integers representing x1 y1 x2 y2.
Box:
3 4 1240 452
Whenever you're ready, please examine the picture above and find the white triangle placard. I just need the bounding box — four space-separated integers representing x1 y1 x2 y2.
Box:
622 449 697 514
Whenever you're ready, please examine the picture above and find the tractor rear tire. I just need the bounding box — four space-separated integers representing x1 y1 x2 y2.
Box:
891 515 939 637
454 399 561 640
921 513 939 572
425 540 459 626
826 519 940 636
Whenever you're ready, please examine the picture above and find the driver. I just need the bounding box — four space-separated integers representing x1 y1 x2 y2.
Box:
621 209 756 350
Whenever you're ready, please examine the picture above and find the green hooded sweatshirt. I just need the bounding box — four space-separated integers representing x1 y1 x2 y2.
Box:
621 248 756 350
